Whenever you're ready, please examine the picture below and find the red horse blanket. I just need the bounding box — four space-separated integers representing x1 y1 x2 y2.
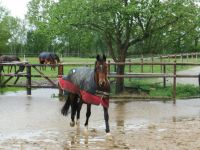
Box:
58 67 109 108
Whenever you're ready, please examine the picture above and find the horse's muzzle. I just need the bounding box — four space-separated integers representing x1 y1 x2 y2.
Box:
99 80 106 87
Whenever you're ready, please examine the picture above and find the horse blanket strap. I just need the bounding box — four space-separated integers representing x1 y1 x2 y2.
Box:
58 67 109 108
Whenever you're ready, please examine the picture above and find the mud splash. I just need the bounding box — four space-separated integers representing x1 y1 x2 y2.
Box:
0 89 200 149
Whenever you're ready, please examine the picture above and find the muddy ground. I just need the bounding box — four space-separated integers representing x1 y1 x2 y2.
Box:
0 89 200 150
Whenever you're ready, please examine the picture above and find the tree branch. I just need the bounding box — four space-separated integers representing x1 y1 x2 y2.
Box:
129 17 180 46
105 33 118 62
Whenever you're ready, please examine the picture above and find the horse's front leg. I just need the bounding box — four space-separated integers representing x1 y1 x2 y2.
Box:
103 107 110 134
70 98 78 127
84 104 91 134
76 100 83 126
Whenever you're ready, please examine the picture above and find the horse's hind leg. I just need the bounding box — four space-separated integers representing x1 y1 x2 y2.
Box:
84 104 91 131
70 94 78 127
103 107 110 133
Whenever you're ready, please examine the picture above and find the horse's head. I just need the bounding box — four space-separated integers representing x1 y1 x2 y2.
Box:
49 54 56 65
94 54 108 88
55 54 60 63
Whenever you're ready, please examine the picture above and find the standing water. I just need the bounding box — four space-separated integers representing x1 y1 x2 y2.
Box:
0 89 200 149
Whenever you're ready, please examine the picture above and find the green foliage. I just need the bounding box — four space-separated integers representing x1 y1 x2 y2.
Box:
120 75 200 98
1 0 199 93
26 30 50 53
150 84 200 98
127 79 200 98
0 6 10 53
0 87 24 94
25 0 200 62
0 3 27 54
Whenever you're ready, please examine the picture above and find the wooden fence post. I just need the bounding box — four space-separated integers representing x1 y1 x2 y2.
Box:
163 64 166 88
108 60 111 75
173 61 176 104
160 56 163 72
26 65 31 96
181 54 183 63
196 52 198 61
58 64 64 97
141 56 144 73
114 63 117 73
151 57 154 73
0 65 3 87
128 59 131 81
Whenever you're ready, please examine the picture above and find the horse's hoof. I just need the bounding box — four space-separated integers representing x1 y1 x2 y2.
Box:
76 120 80 126
106 132 113 140
83 126 89 136
70 121 75 127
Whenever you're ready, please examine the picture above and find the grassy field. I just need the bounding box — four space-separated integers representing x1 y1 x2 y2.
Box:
1 56 200 98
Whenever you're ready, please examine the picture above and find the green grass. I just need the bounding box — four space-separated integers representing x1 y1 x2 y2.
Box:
0 87 24 94
150 84 200 98
122 79 200 98
1 56 200 98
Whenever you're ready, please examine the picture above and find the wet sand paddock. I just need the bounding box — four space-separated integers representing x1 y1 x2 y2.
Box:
0 89 200 149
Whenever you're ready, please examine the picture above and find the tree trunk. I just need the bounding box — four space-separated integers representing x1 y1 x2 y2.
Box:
195 37 198 48
105 33 128 94
115 62 125 94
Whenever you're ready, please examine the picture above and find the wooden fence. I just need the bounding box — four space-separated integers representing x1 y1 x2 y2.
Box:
1 60 200 103
128 52 200 62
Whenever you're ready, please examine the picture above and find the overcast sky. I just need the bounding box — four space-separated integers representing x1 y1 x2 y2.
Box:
0 0 30 19
0 0 199 19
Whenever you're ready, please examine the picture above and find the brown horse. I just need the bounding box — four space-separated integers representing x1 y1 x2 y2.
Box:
0 55 20 73
39 52 60 70
59 54 111 135
0 55 20 62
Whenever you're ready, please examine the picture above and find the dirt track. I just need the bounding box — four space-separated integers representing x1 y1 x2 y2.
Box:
0 89 200 149
0 118 200 150
170 66 200 86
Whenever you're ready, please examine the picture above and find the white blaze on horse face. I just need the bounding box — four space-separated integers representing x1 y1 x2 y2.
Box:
100 65 103 71
97 63 107 87
99 73 106 87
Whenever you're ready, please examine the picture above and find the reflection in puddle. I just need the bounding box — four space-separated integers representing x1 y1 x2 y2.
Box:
0 89 200 149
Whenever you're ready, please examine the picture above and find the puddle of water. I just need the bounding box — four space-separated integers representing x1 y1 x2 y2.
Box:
0 88 58 98
0 89 200 149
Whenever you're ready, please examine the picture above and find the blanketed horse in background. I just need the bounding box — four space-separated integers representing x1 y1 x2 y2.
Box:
39 52 60 70
0 55 21 73
58 54 111 135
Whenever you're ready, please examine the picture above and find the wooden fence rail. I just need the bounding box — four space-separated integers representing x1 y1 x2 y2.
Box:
1 61 200 104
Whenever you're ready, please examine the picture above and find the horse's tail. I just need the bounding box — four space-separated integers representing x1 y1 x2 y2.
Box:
61 95 71 116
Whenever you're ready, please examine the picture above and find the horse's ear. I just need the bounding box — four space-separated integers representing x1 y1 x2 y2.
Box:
103 54 106 61
96 54 100 61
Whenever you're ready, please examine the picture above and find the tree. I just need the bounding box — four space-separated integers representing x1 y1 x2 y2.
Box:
47 0 198 93
0 5 10 53
6 17 27 55
0 3 27 55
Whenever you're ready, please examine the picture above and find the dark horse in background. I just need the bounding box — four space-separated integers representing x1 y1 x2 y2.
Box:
58 54 111 135
0 55 21 73
39 52 60 70
0 55 20 62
